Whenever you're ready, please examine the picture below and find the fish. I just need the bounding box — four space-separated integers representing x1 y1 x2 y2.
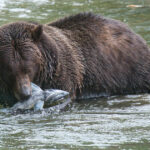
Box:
0 83 71 114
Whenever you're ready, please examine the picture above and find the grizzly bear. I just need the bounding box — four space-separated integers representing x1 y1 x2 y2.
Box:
0 12 150 101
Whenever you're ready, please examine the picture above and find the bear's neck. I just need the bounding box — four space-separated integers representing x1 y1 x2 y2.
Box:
40 26 84 95
35 31 59 89
34 26 84 98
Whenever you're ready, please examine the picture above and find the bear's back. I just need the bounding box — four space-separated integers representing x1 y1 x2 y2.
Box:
49 13 150 98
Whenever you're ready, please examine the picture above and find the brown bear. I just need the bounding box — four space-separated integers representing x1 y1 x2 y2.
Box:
0 12 150 101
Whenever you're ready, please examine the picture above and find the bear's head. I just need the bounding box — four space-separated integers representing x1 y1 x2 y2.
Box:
0 22 43 100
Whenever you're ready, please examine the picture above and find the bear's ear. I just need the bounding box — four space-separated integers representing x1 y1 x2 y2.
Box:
31 25 43 41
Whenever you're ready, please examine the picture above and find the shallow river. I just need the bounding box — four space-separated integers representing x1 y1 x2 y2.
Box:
0 0 150 149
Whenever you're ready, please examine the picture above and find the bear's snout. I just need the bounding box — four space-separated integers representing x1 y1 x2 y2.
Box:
19 84 31 100
13 74 32 101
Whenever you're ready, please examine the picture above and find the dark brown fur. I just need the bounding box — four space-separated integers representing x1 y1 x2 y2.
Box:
0 12 150 100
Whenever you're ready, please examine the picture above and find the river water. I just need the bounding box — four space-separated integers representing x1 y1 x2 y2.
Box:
0 0 150 149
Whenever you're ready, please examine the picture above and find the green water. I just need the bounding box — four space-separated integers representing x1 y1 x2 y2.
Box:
0 0 150 149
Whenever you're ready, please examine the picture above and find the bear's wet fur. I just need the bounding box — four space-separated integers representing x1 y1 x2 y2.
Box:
0 12 150 100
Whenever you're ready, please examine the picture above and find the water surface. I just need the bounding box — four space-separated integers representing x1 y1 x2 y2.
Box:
0 0 150 149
